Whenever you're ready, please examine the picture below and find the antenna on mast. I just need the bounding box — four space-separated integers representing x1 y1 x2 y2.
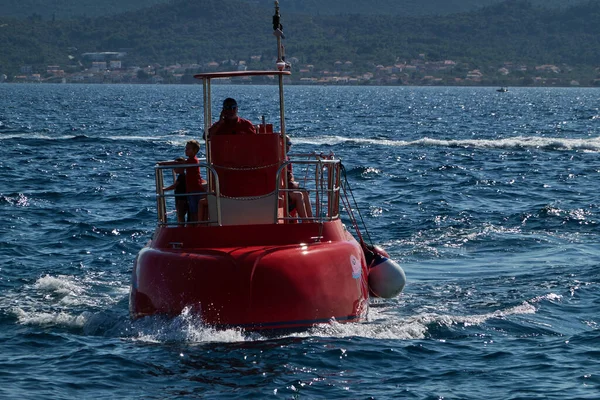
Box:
273 1 290 71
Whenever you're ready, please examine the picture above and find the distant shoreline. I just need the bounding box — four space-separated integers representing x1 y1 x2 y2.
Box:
2 81 598 88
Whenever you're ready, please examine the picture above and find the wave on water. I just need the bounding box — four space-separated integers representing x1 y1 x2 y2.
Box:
415 136 600 152
0 193 30 207
121 295 544 344
300 298 538 341
2 268 558 346
6 131 597 152
0 134 88 141
130 307 249 344
5 274 129 330
299 135 600 152
0 133 179 143
126 307 428 344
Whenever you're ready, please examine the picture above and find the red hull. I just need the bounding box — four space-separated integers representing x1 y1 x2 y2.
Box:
130 220 370 331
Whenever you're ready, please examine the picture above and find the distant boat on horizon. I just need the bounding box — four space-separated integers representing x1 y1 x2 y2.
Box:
497 87 509 92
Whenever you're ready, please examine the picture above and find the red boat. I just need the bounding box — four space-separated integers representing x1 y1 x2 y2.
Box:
129 2 405 332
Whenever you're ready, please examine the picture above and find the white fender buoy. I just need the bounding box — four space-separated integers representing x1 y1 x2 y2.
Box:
368 255 406 298
370 245 389 258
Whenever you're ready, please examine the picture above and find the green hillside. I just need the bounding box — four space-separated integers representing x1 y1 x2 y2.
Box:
2 0 590 19
1 0 599 83
2 0 170 19
248 0 589 16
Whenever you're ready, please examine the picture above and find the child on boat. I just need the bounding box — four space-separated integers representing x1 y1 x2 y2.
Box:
183 140 207 223
162 157 188 224
159 140 207 224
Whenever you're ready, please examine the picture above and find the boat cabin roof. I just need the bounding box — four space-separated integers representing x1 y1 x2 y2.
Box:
193 70 291 80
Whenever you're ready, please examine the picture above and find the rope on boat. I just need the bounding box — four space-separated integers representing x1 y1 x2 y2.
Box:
219 191 276 200
340 163 373 248
211 161 280 171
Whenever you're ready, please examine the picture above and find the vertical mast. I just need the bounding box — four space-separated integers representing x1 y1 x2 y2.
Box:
273 1 291 219
273 1 287 141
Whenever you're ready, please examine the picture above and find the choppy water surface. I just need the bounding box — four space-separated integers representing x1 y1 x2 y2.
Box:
1 84 599 399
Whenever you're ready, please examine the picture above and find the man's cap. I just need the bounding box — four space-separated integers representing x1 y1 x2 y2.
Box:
223 98 237 107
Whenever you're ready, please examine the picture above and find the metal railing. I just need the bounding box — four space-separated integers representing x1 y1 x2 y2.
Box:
275 154 341 224
154 154 342 227
155 161 220 227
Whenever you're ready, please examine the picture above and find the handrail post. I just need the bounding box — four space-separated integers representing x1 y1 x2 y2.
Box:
155 167 166 224
314 159 322 220
333 161 341 218
327 159 334 218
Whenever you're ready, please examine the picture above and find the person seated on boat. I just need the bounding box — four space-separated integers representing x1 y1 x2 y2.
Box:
162 157 188 224
206 98 256 138
286 137 313 220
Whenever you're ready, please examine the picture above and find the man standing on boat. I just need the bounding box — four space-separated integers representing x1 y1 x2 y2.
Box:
206 98 256 138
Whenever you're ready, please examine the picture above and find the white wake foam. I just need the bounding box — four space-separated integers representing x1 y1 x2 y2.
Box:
294 135 600 152
7 273 129 329
5 271 549 342
13 308 91 328
131 307 248 343
126 296 541 344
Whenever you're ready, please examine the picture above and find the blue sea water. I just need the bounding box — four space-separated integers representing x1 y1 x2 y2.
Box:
1 83 599 399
